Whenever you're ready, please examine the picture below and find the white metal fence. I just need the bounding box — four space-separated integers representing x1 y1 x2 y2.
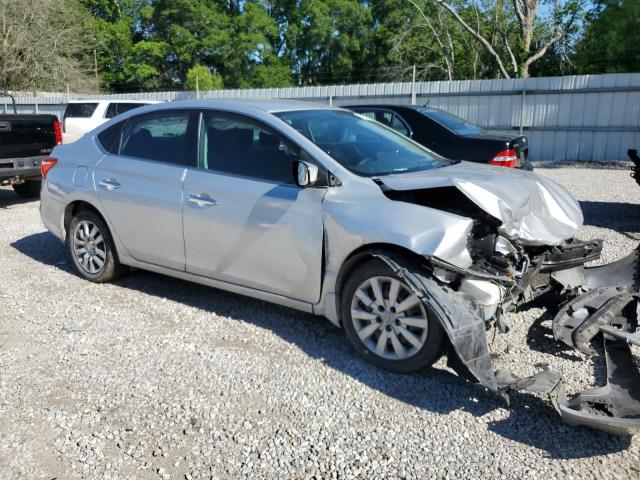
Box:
4 73 640 162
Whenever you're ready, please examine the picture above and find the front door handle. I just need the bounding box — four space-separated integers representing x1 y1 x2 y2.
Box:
98 178 121 191
187 194 218 208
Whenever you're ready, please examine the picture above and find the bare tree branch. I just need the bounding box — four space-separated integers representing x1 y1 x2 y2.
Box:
430 0 512 78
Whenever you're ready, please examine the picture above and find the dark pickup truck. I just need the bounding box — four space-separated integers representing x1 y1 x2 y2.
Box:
0 92 62 198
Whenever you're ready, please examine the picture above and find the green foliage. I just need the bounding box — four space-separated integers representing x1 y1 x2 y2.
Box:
185 65 223 91
3 0 635 92
574 0 640 74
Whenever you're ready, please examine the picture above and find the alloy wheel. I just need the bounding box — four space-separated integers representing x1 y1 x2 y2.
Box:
72 220 107 275
350 276 429 360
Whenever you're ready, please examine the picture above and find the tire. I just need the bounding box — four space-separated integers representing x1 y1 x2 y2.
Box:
341 258 445 373
12 180 41 198
68 209 125 283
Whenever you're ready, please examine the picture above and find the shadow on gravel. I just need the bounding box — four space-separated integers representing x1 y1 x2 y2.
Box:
0 187 39 208
11 231 633 458
580 200 640 234
525 309 584 362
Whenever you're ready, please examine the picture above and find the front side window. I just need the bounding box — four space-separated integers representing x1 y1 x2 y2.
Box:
198 111 298 184
275 110 450 177
121 112 190 165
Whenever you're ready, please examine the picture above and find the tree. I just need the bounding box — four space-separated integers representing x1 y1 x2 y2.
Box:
286 0 374 85
185 65 223 91
414 0 586 78
0 0 94 92
574 0 640 74
83 0 167 91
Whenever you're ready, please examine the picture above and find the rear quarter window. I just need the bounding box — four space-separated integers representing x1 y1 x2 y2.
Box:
64 103 98 118
97 121 124 154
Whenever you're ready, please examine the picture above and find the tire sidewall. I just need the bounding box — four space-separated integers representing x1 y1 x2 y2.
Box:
340 259 445 373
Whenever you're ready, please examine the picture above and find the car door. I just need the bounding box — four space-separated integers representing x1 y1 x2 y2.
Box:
94 109 196 271
182 110 326 303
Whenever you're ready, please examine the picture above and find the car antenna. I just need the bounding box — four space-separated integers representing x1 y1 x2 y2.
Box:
422 99 430 107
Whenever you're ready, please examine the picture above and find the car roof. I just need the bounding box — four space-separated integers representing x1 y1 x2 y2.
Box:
161 99 341 114
345 104 417 110
68 99 161 104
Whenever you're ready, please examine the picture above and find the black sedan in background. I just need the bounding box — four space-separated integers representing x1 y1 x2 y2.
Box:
346 105 531 169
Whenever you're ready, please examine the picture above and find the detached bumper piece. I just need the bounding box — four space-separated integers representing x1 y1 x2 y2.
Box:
539 239 602 273
551 288 640 435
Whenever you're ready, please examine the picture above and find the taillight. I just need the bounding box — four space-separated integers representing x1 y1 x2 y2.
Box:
489 149 519 168
41 157 58 178
53 119 63 145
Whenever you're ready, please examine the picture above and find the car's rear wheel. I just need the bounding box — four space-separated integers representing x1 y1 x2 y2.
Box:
341 259 445 373
12 180 41 198
68 210 124 283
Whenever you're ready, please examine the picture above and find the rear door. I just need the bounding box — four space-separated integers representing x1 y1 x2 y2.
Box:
182 110 326 303
94 110 197 270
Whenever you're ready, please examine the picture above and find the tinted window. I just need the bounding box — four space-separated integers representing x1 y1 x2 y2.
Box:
64 103 98 118
275 110 449 177
199 112 298 183
121 112 190 165
354 110 409 137
105 102 148 119
389 115 409 136
420 108 485 136
97 122 124 154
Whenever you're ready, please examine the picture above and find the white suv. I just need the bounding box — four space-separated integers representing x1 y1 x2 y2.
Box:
62 100 160 143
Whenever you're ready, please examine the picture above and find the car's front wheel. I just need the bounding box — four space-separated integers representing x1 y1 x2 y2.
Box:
68 210 125 283
341 259 445 373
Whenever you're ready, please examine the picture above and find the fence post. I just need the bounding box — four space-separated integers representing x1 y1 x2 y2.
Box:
35 101 39 114
329 94 333 106
411 64 417 105
519 87 526 135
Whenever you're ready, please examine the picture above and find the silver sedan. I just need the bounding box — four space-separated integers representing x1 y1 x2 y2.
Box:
40 99 587 384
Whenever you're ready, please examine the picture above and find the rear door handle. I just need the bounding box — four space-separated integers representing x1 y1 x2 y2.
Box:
187 194 218 208
98 178 121 191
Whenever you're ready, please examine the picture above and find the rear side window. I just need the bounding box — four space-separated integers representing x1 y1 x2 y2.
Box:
97 122 124 154
64 103 98 118
353 110 409 137
104 103 148 119
120 112 190 165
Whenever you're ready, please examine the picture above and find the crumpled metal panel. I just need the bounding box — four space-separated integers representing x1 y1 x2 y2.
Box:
377 161 583 246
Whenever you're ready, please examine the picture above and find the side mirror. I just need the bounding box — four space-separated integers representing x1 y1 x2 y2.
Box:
295 161 319 187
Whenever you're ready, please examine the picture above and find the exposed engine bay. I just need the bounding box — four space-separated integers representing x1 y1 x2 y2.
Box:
374 172 640 436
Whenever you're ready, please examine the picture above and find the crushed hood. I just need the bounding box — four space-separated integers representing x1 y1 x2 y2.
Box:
378 162 583 246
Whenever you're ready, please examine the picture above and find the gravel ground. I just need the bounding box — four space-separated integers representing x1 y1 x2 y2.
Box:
1 166 639 479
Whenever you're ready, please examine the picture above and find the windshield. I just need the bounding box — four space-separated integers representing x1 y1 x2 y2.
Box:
274 109 450 176
419 108 485 136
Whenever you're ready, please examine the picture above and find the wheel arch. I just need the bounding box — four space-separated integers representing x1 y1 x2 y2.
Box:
63 200 107 242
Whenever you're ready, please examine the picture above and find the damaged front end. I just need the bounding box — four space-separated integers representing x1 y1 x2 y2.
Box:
373 165 640 435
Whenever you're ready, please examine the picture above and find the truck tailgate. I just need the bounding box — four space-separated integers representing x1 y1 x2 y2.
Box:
0 115 58 159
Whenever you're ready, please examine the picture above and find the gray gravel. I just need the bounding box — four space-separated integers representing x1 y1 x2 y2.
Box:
1 166 639 479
